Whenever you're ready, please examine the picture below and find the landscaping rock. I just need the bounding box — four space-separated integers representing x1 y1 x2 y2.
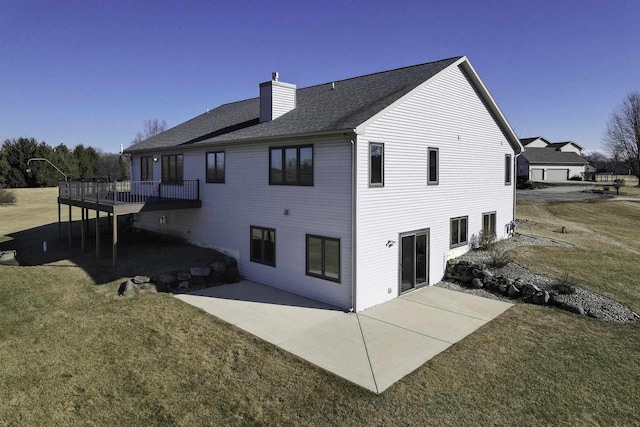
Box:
156 273 176 284
0 250 17 262
138 282 157 292
472 278 484 289
132 275 151 284
173 281 190 294
190 267 210 277
177 272 191 281
190 276 207 290
209 260 227 274
224 255 238 269
207 271 225 286
472 268 483 278
481 270 494 284
224 267 240 284
118 279 139 297
498 283 508 294
507 284 520 298
562 302 585 315
533 291 550 305
459 274 474 284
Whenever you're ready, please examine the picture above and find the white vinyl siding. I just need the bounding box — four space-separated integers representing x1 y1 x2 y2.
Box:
133 138 353 309
354 63 516 311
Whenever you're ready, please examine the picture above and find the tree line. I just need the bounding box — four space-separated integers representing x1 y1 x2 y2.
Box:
0 137 130 188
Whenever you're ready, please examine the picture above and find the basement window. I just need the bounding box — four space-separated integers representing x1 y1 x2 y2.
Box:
250 226 276 266
306 235 340 283
450 216 468 248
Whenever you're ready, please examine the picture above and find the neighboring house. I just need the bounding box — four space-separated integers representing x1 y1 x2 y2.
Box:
124 56 522 312
517 137 589 181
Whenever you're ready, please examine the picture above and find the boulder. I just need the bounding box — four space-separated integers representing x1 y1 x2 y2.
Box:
472 268 483 278
498 283 508 294
209 260 227 274
224 255 238 269
459 274 474 284
561 302 585 315
118 279 139 297
190 267 210 277
138 282 157 292
207 271 225 286
533 291 550 305
507 284 520 298
132 275 151 284
190 276 207 290
177 272 191 281
224 267 240 284
472 278 484 289
156 273 176 284
172 281 190 294
0 250 17 262
481 270 494 284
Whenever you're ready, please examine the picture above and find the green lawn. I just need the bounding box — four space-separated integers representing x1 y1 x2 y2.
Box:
1 188 639 426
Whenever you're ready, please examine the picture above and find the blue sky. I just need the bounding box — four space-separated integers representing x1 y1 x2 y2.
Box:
1 0 638 153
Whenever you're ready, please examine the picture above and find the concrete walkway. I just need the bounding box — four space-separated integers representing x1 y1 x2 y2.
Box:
176 281 512 393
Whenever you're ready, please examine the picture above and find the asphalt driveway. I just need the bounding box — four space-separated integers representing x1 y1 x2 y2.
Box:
517 182 615 202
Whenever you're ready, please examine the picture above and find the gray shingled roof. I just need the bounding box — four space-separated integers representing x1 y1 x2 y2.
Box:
521 147 587 165
125 57 462 153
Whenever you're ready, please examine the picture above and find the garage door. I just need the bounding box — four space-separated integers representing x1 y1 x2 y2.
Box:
546 169 569 181
530 169 543 181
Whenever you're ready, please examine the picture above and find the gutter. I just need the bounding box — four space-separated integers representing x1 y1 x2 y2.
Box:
124 128 357 155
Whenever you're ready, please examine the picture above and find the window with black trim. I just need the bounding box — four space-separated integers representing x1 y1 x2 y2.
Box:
161 154 183 182
482 212 496 238
306 235 340 282
250 226 276 266
141 156 154 181
505 154 512 185
269 145 313 185
206 151 225 183
450 216 468 248
370 143 384 186
428 147 439 185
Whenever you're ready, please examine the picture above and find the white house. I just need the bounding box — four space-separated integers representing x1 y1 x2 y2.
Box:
517 137 589 181
124 56 522 312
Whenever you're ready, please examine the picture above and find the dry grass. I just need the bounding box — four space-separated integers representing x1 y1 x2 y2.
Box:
1 188 640 426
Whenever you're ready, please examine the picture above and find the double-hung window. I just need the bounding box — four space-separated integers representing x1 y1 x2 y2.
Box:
369 143 384 186
206 151 225 183
428 147 439 185
306 235 340 282
161 154 183 182
505 154 512 185
141 156 154 181
250 226 276 266
450 216 468 248
269 145 313 185
482 212 497 239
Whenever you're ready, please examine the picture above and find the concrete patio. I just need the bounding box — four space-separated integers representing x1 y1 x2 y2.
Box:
176 280 512 393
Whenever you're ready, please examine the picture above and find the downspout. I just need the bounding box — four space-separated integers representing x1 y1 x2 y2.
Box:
350 136 357 312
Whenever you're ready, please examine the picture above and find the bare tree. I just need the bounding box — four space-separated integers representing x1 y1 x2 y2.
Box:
603 92 640 185
130 119 168 146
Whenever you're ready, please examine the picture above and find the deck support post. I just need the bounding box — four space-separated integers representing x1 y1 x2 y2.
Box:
95 210 100 259
68 205 72 247
112 213 118 268
80 208 85 252
58 201 61 239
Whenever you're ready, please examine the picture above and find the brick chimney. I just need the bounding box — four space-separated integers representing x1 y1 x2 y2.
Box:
259 72 297 123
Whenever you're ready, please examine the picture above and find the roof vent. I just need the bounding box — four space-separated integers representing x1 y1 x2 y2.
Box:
272 71 279 81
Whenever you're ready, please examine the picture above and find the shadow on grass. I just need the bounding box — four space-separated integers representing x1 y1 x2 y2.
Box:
0 218 223 286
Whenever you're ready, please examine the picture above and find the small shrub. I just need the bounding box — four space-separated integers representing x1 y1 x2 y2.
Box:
614 178 626 186
551 273 577 294
487 247 512 267
568 175 583 181
0 187 16 205
477 230 496 249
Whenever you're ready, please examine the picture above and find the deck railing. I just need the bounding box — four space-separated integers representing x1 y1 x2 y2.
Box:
59 180 200 205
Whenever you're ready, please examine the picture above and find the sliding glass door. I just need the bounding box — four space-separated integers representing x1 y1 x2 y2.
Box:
400 230 429 293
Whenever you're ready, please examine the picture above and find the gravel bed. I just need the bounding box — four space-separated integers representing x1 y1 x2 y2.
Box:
435 234 639 323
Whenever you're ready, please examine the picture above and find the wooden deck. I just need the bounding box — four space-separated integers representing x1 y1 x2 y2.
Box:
57 180 201 266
